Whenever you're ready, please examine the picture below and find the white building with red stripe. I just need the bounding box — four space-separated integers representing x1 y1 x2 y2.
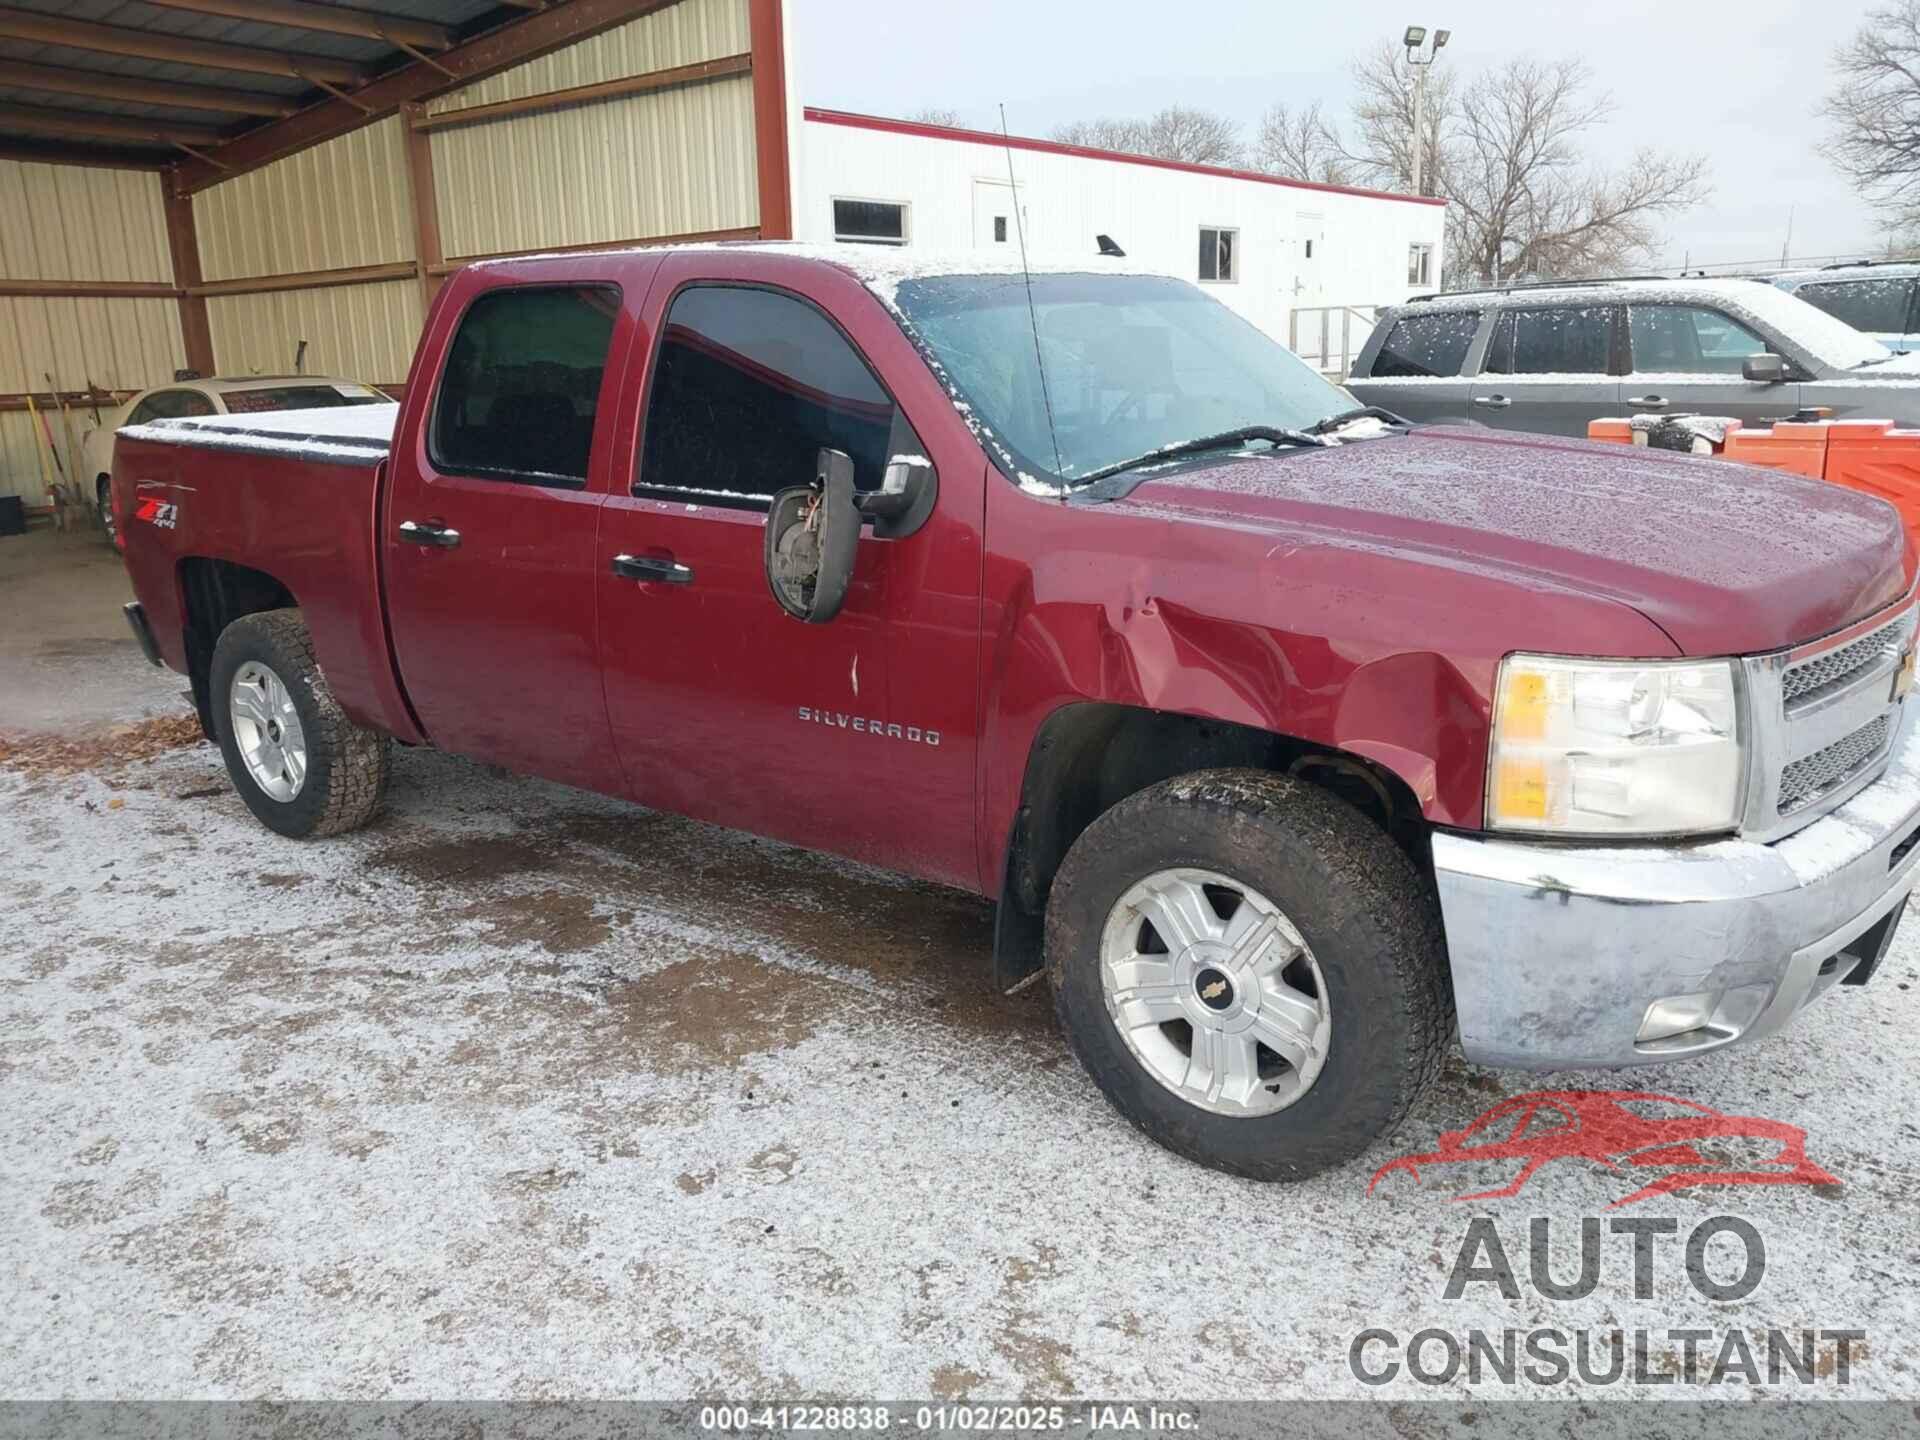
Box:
789 107 1448 365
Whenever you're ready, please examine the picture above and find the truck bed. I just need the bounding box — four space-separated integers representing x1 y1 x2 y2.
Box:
119 401 399 466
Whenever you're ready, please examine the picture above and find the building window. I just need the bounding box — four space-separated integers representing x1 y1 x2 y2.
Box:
1199 227 1238 283
833 198 909 246
1408 243 1434 287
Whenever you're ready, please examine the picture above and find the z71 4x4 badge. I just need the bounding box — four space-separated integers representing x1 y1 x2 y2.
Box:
133 497 179 530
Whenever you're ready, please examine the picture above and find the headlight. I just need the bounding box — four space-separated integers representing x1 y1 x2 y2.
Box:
1487 654 1744 837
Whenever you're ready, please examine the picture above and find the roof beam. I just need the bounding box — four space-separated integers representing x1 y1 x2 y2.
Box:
0 141 169 170
0 7 368 86
143 0 453 52
0 58 296 117
0 103 228 148
170 0 686 193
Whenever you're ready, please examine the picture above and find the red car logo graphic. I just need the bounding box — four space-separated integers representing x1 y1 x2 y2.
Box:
1368 1090 1838 1209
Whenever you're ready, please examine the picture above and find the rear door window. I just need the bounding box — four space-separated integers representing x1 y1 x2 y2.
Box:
1484 306 1616 375
1368 310 1480 377
1627 305 1770 374
1793 277 1916 335
430 284 621 487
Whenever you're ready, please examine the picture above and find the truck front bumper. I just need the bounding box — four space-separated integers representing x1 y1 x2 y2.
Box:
1433 718 1920 1069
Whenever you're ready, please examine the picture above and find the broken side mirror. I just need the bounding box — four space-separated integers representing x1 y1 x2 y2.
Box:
766 448 862 623
857 455 938 539
1742 353 1788 385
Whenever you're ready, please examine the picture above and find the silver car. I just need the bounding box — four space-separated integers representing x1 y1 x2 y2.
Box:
1346 277 1920 439
1771 261 1920 353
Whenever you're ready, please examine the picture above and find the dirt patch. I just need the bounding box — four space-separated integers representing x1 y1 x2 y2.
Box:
0 711 204 775
600 950 836 1072
449 890 611 955
369 835 556 887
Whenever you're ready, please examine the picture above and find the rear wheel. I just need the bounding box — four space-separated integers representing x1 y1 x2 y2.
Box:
210 609 389 838
1046 769 1451 1181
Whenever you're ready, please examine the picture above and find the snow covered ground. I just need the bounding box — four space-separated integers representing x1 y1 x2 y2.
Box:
3 700 1918 1403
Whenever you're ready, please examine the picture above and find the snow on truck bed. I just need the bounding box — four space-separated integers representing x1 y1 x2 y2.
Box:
119 401 399 466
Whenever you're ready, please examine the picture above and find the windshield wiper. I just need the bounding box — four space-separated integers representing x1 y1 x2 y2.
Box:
1304 404 1409 435
1075 425 1331 485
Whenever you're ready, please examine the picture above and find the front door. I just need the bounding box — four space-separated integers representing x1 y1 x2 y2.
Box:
1469 305 1624 438
1622 303 1803 428
595 259 983 886
382 274 634 793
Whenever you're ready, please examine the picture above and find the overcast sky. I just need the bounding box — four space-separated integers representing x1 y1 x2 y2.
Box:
792 0 1883 269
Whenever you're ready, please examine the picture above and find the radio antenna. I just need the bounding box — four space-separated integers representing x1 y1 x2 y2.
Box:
999 104 1066 500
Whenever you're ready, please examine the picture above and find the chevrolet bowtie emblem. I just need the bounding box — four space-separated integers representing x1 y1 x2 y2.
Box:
1200 980 1229 1001
1896 648 1917 702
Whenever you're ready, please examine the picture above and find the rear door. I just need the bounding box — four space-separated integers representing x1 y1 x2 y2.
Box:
1469 305 1623 437
382 270 636 793
1348 308 1482 422
1622 303 1801 427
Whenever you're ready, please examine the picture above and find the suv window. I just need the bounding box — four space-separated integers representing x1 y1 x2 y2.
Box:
1628 305 1770 374
1484 306 1615 375
1793 277 1916 334
1369 310 1480 378
639 285 916 501
430 284 620 487
127 389 215 425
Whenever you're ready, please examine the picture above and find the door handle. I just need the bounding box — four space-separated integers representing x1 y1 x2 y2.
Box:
1472 395 1512 409
398 520 460 548
612 553 694 585
1626 395 1669 408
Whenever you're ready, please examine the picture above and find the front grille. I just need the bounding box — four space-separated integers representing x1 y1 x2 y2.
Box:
1782 619 1907 708
1777 714 1893 814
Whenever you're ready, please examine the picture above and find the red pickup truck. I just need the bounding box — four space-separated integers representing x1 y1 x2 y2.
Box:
113 244 1920 1182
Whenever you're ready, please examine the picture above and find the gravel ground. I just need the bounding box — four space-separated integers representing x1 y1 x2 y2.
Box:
4 714 1919 1405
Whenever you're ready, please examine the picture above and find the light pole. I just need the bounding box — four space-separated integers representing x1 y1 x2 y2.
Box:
1403 25 1450 197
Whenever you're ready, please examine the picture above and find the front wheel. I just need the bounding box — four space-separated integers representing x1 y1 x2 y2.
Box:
1046 769 1451 1181
210 609 390 838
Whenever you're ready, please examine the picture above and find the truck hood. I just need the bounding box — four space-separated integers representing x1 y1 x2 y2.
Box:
1112 427 1909 656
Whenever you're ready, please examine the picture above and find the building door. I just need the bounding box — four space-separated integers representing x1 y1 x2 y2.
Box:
1292 212 1327 306
973 179 1024 250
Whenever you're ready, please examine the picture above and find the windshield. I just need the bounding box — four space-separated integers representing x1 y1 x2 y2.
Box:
891 272 1350 488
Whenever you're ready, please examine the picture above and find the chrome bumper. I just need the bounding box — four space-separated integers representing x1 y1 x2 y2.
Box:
1434 713 1920 1069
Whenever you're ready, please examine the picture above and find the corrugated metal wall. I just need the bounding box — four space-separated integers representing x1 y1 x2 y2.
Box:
207 281 424 386
434 80 758 258
0 159 184 502
196 119 415 283
431 0 757 259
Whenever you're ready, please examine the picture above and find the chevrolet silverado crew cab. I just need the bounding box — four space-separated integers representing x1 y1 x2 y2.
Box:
113 244 1920 1182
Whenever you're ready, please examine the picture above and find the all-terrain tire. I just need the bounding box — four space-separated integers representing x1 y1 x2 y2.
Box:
1046 769 1452 1181
210 608 390 839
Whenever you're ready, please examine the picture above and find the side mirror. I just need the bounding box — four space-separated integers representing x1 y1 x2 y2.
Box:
857 455 938 539
765 448 861 624
1742 353 1789 385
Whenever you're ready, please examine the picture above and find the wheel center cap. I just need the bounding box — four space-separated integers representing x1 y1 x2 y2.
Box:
1193 965 1235 1012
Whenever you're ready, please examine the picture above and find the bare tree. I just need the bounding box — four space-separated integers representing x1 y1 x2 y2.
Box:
1253 102 1354 185
1270 47 1706 284
1824 1 1920 229
1053 106 1242 165
1346 42 1457 193
906 107 964 128
1440 57 1707 282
